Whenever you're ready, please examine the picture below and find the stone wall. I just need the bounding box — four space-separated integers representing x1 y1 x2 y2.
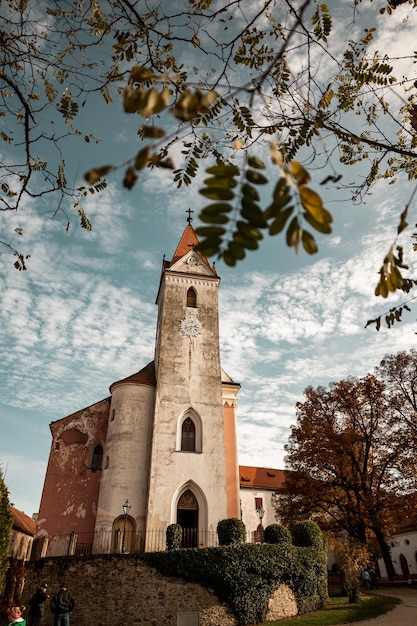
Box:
21 555 298 626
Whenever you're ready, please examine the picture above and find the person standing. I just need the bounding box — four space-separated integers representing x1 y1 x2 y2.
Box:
28 584 49 626
49 584 75 626
361 569 371 590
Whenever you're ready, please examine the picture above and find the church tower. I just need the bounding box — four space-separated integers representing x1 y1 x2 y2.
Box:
92 219 240 550
147 220 240 546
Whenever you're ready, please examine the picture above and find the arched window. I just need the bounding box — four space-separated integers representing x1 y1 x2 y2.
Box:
181 417 196 451
91 444 103 472
186 287 197 308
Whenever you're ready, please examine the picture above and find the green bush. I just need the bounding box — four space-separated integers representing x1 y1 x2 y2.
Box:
166 523 182 550
264 523 292 545
143 524 328 625
217 517 246 545
292 520 324 548
0 469 13 593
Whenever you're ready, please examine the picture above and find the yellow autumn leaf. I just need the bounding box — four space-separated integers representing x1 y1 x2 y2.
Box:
84 165 113 184
134 146 150 171
299 186 332 224
291 161 311 185
129 65 156 84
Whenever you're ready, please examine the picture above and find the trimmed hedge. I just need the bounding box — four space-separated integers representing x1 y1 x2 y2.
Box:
292 519 326 549
166 523 182 550
263 523 291 544
217 518 246 545
142 521 328 625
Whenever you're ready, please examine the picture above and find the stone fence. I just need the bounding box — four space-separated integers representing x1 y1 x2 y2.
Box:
21 554 298 626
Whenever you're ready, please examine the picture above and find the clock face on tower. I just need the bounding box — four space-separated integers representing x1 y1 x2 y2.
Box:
179 317 202 337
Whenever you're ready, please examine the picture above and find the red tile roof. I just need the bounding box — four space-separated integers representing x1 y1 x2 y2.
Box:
170 225 215 272
11 506 36 535
239 466 286 490
110 361 156 391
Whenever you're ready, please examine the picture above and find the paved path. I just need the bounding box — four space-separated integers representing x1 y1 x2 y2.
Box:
352 585 417 624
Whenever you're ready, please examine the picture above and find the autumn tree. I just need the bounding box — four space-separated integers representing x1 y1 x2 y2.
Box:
2 0 417 302
376 348 417 434
278 374 417 579
331 533 370 603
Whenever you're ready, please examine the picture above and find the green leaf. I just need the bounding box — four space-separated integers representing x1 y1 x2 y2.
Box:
195 242 222 257
286 216 302 252
227 241 246 260
234 232 260 250
241 201 268 228
236 220 263 240
199 187 235 200
199 212 229 224
242 183 260 201
265 179 292 218
206 164 240 177
203 176 237 188
195 225 226 236
247 155 266 169
199 202 233 215
269 206 294 235
222 250 238 266
302 230 319 254
246 170 268 185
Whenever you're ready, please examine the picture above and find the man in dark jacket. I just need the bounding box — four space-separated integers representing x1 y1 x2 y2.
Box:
28 583 49 626
50 583 75 626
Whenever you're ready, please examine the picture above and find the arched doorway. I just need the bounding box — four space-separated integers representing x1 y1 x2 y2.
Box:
399 553 410 579
177 489 198 547
112 516 134 553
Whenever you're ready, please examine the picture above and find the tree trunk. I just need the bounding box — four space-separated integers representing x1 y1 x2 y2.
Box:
374 529 395 580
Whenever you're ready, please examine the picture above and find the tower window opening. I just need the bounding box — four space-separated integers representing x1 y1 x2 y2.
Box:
181 417 196 451
91 444 103 472
186 287 197 308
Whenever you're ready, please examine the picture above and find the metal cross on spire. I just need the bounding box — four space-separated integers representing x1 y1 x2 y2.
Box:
186 208 194 225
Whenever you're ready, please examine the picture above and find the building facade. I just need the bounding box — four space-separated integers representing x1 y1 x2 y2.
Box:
34 224 284 557
8 506 35 561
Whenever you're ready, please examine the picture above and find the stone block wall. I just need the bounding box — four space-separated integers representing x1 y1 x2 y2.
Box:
21 555 298 626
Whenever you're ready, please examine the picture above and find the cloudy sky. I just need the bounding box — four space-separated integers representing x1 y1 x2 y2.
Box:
1 1 417 517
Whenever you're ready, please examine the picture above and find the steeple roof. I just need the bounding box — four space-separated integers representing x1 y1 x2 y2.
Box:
171 225 200 264
167 224 216 273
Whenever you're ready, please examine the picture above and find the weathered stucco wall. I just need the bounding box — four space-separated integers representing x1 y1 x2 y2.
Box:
36 398 111 541
22 555 298 626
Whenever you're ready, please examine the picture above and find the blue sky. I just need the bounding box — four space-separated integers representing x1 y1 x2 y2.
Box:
1 2 417 516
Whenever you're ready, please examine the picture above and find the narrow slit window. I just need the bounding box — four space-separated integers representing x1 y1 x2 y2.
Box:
186 288 197 308
91 444 103 472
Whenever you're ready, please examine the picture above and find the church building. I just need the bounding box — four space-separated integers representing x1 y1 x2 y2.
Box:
34 222 285 557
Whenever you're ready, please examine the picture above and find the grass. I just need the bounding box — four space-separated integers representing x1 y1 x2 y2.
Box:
259 592 401 626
